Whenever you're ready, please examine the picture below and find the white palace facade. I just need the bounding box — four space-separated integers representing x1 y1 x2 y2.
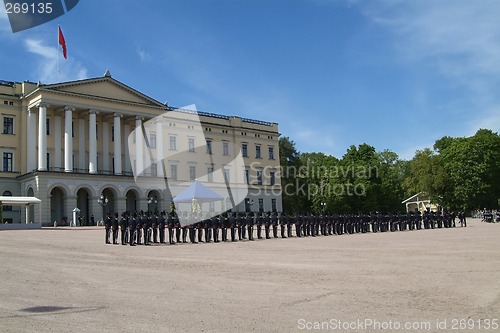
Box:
0 73 282 226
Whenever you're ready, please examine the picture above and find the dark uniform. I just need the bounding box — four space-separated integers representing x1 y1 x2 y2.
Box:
197 220 204 243
151 212 159 243
241 213 247 240
142 212 150 245
236 213 243 241
173 213 181 243
189 214 197 244
287 214 293 237
112 212 119 244
204 215 211 243
158 212 166 244
221 214 228 242
264 213 271 239
295 213 302 237
229 213 237 242
246 213 254 241
129 213 137 246
181 212 188 243
256 213 263 239
120 212 128 245
167 213 175 244
105 212 112 244
212 215 220 243
280 213 287 238
272 212 278 238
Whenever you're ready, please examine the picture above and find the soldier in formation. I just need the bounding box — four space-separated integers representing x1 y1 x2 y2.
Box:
106 208 462 246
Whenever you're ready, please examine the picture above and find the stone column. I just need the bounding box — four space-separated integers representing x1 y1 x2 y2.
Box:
54 115 62 169
102 119 109 172
113 113 122 175
64 106 75 172
78 118 85 170
123 123 131 174
88 110 98 174
26 107 36 172
135 116 144 175
156 118 164 177
37 102 48 171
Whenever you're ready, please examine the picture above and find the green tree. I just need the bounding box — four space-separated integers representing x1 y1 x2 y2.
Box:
279 137 307 213
299 152 338 213
335 144 380 213
376 150 408 212
403 148 447 204
436 129 500 210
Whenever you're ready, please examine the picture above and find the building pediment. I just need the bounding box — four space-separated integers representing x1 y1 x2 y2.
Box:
40 76 165 108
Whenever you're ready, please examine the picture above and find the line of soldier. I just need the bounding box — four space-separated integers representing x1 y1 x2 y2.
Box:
105 210 467 246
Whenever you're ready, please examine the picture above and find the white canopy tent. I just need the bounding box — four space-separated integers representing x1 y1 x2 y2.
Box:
0 196 42 225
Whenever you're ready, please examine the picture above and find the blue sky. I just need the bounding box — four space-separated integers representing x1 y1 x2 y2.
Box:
1 0 500 160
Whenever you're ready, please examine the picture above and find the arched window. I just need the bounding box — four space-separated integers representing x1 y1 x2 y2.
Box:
2 190 12 211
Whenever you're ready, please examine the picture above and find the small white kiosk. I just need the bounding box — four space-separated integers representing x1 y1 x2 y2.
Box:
0 196 42 229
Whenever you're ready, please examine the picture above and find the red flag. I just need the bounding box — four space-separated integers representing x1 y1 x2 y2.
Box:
58 26 67 59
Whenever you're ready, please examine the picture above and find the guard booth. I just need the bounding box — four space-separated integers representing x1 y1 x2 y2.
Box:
402 192 439 213
0 196 42 229
72 208 81 227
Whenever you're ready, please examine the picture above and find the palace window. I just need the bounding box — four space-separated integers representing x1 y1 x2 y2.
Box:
189 165 196 181
222 141 229 156
3 116 14 134
207 165 214 183
170 164 178 181
258 198 264 212
242 143 248 157
3 152 13 172
257 169 263 185
255 145 262 159
150 133 157 148
188 138 195 152
268 146 275 160
169 135 176 150
206 140 213 154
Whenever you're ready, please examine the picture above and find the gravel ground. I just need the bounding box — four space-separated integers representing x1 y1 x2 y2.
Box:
0 218 499 333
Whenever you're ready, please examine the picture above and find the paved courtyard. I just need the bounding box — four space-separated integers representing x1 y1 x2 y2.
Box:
1 219 499 333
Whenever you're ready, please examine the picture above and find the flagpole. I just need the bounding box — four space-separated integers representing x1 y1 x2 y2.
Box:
57 25 60 82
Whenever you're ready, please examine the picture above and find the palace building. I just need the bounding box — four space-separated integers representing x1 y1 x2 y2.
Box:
0 72 282 226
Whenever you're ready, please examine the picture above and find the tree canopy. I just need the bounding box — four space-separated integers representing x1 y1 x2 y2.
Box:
278 129 500 213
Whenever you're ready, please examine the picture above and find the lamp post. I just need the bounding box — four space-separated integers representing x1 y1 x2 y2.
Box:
320 201 326 214
147 196 157 213
246 198 254 212
97 193 108 225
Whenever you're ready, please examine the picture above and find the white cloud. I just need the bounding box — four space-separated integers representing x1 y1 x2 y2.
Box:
358 1 500 93
25 38 88 83
137 48 151 62
353 0 500 142
286 125 339 157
